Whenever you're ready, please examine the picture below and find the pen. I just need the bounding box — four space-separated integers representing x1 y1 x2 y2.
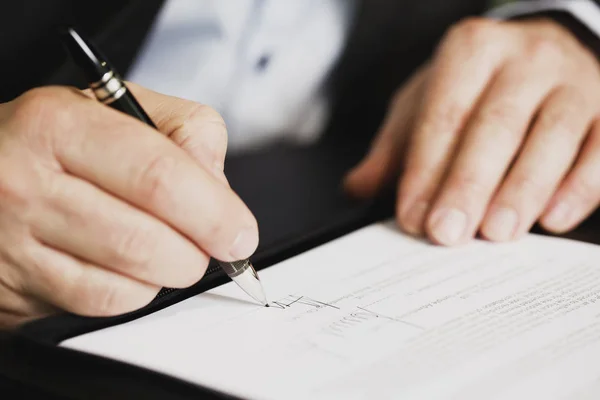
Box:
58 26 268 306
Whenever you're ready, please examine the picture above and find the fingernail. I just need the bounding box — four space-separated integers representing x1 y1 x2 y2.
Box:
544 201 571 228
484 206 518 241
230 226 259 260
401 201 429 235
429 207 467 245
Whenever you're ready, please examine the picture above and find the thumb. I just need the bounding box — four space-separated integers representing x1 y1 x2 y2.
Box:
344 67 428 198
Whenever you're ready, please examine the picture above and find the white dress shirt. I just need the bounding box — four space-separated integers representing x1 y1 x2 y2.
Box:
127 0 600 153
127 0 356 152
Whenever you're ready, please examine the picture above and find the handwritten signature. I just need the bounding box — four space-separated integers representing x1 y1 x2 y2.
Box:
267 295 340 310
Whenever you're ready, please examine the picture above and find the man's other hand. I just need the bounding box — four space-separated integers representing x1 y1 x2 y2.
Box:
346 17 600 246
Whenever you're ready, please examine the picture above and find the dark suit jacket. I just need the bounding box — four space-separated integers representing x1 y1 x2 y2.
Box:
3 0 599 150
2 4 600 398
1 1 599 249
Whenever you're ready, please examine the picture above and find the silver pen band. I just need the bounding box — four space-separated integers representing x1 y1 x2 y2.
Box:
219 259 253 278
91 70 127 104
219 259 267 305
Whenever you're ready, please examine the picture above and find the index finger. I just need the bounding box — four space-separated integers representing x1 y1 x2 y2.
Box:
50 91 258 263
397 18 511 234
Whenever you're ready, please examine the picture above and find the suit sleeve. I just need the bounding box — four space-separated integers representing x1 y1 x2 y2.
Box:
487 0 600 58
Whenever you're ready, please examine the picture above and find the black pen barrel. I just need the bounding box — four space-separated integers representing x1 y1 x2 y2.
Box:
59 26 157 128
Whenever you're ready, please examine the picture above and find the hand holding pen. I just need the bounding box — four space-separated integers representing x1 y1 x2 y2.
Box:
59 27 267 305
0 28 263 329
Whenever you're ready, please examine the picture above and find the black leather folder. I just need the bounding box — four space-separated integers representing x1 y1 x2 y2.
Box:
1 140 598 400
0 140 395 399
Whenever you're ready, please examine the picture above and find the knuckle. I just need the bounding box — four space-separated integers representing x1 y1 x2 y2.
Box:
111 224 155 270
188 104 226 126
448 17 497 48
421 103 468 134
561 88 590 118
16 244 44 290
538 89 588 134
209 132 228 165
89 281 120 316
67 267 123 316
189 104 228 155
10 87 83 154
0 164 38 211
135 155 178 208
525 37 562 64
187 104 227 134
19 244 123 317
565 88 589 112
212 124 228 156
13 87 77 133
0 253 26 294
0 171 25 205
476 102 523 133
39 168 66 203
72 270 146 316
538 107 574 135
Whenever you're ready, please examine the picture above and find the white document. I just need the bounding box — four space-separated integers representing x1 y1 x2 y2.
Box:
61 220 600 400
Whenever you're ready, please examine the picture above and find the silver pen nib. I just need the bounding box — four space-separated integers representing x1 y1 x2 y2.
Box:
218 259 268 306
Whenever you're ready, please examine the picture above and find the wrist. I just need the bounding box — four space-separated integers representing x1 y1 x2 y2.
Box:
518 10 600 59
487 1 600 60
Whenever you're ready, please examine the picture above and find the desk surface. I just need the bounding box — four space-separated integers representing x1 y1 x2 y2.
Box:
1 140 598 400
